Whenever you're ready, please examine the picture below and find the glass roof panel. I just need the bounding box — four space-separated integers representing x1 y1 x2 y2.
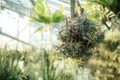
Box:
1 0 70 16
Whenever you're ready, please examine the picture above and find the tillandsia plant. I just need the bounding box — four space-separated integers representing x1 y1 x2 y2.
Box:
0 48 28 80
57 15 100 59
30 0 65 32
88 25 120 80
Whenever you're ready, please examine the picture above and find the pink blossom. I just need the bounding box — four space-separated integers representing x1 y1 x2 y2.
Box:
70 26 76 32
66 16 72 24
95 47 99 52
95 32 99 36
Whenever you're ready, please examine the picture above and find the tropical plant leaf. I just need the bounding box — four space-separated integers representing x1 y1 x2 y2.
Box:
30 0 65 33
91 0 120 17
34 0 44 17
34 26 47 33
31 0 52 24
52 6 65 22
29 16 43 22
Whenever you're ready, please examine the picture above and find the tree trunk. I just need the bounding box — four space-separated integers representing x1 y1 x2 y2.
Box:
70 0 76 19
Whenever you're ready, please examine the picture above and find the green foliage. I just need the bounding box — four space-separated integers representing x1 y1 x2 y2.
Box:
25 49 74 80
57 16 100 59
40 50 57 80
0 47 74 80
30 0 65 32
82 1 100 22
91 0 120 16
90 0 120 29
52 7 65 22
0 48 28 80
88 27 120 80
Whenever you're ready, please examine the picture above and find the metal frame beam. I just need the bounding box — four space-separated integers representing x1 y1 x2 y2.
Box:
0 31 35 48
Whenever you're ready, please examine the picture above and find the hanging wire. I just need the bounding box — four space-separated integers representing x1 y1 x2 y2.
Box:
0 0 1 11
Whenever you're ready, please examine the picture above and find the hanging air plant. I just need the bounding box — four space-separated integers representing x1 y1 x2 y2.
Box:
57 16 100 59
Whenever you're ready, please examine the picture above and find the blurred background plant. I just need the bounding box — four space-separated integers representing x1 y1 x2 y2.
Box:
89 30 120 80
86 0 120 79
0 47 80 80
0 47 29 80
82 1 100 22
24 49 81 80
91 0 120 17
90 0 120 29
88 27 120 80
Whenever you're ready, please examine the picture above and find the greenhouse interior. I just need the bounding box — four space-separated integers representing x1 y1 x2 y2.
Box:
0 0 120 80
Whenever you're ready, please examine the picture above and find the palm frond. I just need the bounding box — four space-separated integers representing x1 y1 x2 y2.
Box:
30 0 65 32
91 0 120 17
31 0 52 24
52 6 65 22
29 16 43 22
